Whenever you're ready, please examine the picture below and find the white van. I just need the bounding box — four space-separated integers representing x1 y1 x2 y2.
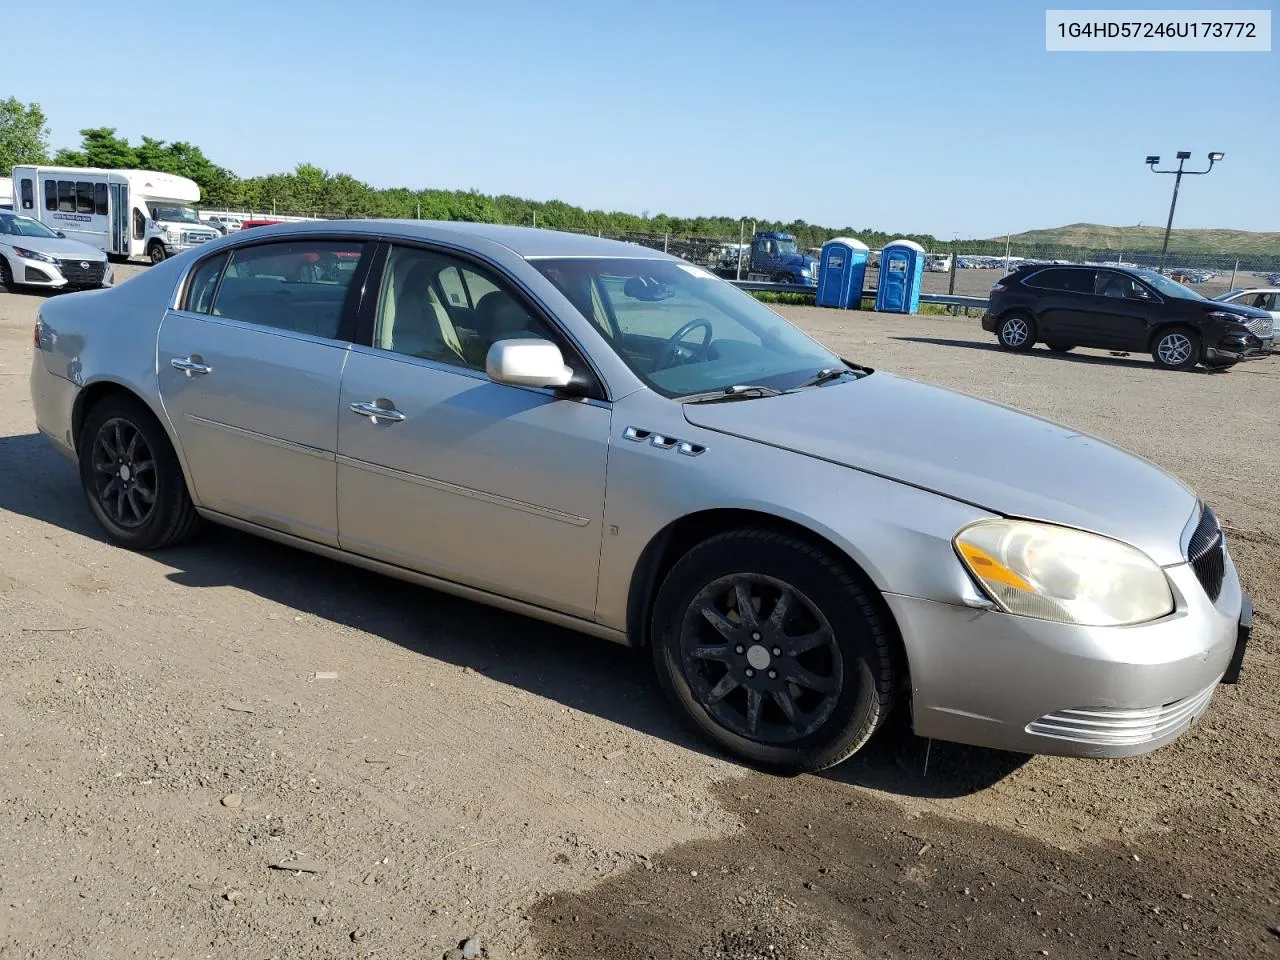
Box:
8 166 220 263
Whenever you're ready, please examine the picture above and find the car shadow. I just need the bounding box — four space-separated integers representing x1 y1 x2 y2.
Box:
892 336 1169 371
0 430 1028 798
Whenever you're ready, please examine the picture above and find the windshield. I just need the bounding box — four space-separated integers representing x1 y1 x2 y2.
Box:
775 238 797 255
0 213 60 240
149 203 202 224
531 257 844 397
1133 269 1205 301
0 214 60 239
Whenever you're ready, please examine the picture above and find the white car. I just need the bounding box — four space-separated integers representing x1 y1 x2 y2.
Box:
0 212 112 291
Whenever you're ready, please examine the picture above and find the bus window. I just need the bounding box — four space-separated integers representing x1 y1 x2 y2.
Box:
133 208 145 241
94 183 108 216
58 181 76 213
44 181 57 211
76 182 95 214
20 179 33 210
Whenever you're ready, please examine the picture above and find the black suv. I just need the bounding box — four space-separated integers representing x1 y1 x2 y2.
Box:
982 264 1273 371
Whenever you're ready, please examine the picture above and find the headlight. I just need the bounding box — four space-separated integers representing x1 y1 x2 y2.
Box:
13 246 56 264
1207 311 1249 326
953 519 1174 627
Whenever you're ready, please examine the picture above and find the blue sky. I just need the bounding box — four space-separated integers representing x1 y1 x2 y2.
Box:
4 0 1275 237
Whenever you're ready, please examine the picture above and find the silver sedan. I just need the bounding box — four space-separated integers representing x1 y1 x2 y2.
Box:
29 221 1252 772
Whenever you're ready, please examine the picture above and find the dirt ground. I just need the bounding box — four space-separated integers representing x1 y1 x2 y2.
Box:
0 265 1276 960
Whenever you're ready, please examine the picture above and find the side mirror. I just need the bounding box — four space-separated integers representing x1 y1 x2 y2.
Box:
486 338 573 389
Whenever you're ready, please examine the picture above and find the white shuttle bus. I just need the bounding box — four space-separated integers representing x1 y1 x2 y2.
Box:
8 166 220 263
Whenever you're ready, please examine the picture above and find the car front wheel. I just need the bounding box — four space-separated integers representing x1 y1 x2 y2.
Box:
78 394 201 550
997 312 1036 351
1152 327 1201 371
651 529 896 773
147 241 167 265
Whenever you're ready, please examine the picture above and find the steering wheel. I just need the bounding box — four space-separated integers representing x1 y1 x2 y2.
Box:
656 318 713 369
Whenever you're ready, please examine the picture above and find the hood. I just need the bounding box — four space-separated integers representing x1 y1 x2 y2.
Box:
7 235 108 260
782 252 818 269
682 373 1197 565
1202 300 1271 321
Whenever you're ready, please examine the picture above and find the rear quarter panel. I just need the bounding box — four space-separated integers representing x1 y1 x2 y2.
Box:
35 252 195 461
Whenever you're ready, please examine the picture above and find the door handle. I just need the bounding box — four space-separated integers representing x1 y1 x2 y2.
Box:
171 356 212 376
349 400 405 423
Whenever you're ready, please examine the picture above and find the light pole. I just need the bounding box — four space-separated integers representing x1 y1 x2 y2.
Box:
1146 151 1224 274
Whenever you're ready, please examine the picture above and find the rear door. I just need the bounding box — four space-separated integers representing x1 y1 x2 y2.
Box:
1088 270 1161 349
1022 268 1096 344
156 237 371 545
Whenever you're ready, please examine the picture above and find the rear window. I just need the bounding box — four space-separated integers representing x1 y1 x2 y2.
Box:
1024 268 1095 294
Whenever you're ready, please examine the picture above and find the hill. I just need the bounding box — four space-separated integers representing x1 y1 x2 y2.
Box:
995 223 1280 255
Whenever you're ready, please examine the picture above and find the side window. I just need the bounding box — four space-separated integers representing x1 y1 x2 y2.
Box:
183 253 228 314
20 179 33 210
94 183 108 216
1094 272 1151 300
1028 268 1093 294
133 208 145 241
43 180 57 211
57 181 76 213
76 181 95 215
211 240 365 339
374 245 558 371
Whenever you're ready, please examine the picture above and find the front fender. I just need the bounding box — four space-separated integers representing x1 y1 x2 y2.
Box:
595 393 997 632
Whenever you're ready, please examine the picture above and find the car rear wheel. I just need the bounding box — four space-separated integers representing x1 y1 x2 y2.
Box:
997 312 1035 351
147 241 167 265
1045 342 1076 353
1152 327 1200 371
651 528 896 773
0 256 13 291
78 394 200 550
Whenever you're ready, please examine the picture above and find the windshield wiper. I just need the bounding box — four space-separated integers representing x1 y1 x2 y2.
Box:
681 384 784 404
792 366 861 390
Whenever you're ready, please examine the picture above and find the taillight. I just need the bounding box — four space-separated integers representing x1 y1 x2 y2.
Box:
991 283 1007 293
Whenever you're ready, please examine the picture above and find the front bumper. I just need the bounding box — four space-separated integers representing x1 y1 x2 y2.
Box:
10 254 111 289
1206 332 1270 363
887 554 1246 758
981 311 997 332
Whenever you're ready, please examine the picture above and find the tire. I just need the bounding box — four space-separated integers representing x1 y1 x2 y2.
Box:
1045 342 1076 353
1151 327 1201 371
147 241 167 265
78 394 200 550
650 528 896 773
0 256 12 291
997 312 1035 351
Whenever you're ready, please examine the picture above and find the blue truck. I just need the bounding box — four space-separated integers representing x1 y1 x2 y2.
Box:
715 231 820 286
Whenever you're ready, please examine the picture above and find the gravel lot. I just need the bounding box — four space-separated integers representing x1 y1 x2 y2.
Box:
0 265 1276 959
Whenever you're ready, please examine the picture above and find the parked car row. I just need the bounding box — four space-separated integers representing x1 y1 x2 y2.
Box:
983 263 1273 371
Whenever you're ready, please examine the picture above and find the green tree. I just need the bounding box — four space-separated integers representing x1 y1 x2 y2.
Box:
53 127 137 168
0 97 50 175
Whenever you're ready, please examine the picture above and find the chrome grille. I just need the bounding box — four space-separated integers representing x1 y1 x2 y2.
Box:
1244 315 1273 338
1187 504 1225 602
55 259 105 286
1026 682 1217 746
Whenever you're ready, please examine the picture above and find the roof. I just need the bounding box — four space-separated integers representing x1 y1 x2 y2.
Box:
882 238 926 253
822 236 869 250
234 219 676 260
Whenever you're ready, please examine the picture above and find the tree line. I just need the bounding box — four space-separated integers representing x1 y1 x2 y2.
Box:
2 98 1275 267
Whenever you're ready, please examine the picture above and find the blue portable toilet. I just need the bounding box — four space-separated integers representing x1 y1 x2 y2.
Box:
875 239 926 313
815 237 869 309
